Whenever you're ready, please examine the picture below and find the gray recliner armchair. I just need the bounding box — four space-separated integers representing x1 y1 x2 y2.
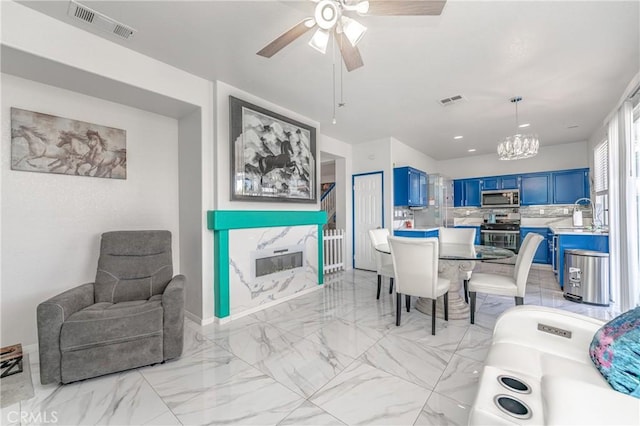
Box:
37 230 185 385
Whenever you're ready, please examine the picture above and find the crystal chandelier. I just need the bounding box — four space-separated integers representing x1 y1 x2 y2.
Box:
497 97 539 160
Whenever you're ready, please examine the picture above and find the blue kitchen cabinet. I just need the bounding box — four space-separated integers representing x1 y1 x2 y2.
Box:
520 227 549 264
520 173 551 205
482 175 519 190
454 168 586 208
419 172 428 207
455 225 482 245
552 168 589 204
501 175 519 189
546 229 554 266
453 178 481 207
453 180 464 207
394 167 427 207
482 177 499 190
394 230 439 238
555 233 609 288
463 179 482 207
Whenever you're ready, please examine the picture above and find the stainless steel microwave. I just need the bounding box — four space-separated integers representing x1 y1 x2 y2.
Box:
481 190 520 208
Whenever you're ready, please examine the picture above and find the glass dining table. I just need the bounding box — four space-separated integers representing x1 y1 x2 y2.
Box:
375 242 515 320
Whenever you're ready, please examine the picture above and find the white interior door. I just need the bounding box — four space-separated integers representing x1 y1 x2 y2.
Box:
353 172 383 270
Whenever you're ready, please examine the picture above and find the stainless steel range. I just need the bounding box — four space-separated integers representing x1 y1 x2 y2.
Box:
480 213 521 253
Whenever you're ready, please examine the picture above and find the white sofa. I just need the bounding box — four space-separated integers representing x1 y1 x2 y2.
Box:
469 305 640 425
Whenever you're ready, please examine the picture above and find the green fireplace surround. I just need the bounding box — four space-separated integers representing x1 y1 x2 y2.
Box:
207 210 327 318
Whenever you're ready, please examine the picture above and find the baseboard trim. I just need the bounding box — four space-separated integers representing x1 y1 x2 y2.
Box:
184 310 217 326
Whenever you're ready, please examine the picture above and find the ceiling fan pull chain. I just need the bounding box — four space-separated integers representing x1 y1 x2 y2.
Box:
340 45 345 107
332 36 337 124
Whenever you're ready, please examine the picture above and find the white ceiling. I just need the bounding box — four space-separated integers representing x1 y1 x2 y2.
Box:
16 0 640 160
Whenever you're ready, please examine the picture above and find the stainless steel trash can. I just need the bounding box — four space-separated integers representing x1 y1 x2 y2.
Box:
563 249 610 306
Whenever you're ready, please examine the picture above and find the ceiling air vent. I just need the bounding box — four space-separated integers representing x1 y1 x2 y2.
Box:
438 94 465 107
67 1 136 40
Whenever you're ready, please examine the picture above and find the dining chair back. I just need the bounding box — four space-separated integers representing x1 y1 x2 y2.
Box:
368 228 394 299
468 232 544 324
439 227 476 302
388 236 451 335
438 227 475 245
513 233 544 295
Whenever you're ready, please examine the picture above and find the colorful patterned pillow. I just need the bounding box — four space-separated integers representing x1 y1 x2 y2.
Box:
589 306 640 398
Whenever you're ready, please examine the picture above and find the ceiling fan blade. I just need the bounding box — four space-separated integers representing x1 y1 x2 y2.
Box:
335 31 364 72
257 19 315 58
365 0 446 16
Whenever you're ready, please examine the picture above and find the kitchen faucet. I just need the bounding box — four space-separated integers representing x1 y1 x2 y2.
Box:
573 197 598 229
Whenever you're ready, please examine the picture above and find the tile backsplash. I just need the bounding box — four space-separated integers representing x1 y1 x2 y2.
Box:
395 204 597 229
452 205 593 219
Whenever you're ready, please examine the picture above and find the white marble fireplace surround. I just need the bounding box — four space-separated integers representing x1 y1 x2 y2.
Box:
228 225 319 317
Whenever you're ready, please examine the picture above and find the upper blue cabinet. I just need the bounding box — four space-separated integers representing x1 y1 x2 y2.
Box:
482 175 519 190
453 178 481 207
520 172 551 205
453 168 589 207
394 166 428 207
500 176 519 189
552 169 589 204
482 177 499 190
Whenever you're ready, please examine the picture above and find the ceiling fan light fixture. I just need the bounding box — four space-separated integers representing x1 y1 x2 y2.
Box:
315 0 339 29
341 16 367 46
304 18 316 28
356 0 370 14
309 28 330 54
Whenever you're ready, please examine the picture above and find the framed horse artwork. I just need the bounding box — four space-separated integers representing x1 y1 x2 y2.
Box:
229 96 317 203
10 108 126 179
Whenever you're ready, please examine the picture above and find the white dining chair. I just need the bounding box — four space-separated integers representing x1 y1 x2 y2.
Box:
368 228 394 299
468 233 544 324
388 236 451 335
438 227 476 303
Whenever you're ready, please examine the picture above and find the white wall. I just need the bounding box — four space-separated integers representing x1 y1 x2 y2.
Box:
213 82 355 276
320 135 353 268
391 137 439 174
352 138 393 230
1 1 215 332
178 110 204 318
1 74 180 346
321 161 336 184
0 2 207 109
437 141 589 179
352 137 442 232
215 81 321 211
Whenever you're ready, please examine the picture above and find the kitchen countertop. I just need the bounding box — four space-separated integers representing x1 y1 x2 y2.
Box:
549 225 609 236
394 227 439 232
395 225 608 235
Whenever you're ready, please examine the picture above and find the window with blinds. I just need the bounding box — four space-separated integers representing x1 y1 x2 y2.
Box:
594 140 608 193
593 140 609 227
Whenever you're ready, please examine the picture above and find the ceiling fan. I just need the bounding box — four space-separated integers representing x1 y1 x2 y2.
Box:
257 0 447 72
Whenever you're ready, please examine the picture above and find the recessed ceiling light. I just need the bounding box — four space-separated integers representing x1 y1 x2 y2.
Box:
518 123 530 128
468 148 476 152
454 136 464 140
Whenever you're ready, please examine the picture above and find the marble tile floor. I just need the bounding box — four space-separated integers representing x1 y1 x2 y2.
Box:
3 265 620 426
